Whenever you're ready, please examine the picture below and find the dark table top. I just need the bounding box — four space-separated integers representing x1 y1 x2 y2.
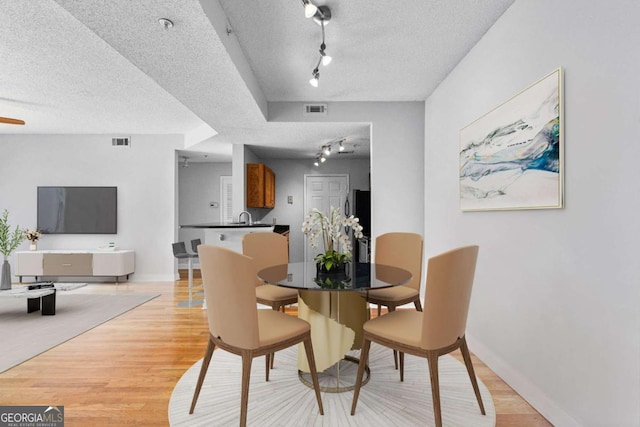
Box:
257 262 412 291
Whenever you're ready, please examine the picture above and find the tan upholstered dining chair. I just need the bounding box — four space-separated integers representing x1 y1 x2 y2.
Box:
366 232 423 369
243 232 298 312
243 232 299 369
352 245 485 427
190 245 323 427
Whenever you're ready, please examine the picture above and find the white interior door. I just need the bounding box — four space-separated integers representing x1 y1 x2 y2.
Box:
303 174 349 262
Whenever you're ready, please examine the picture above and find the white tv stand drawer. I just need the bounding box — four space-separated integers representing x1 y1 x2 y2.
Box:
14 250 135 283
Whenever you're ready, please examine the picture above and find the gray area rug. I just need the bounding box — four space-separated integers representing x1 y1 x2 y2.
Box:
0 293 158 373
169 343 496 426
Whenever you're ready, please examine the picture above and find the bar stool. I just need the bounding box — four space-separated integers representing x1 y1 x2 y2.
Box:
190 239 206 310
172 242 199 306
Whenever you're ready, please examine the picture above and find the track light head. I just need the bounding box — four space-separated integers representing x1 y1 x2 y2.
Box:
323 145 331 156
309 68 320 87
320 155 326 163
319 43 332 66
339 141 345 151
302 0 317 18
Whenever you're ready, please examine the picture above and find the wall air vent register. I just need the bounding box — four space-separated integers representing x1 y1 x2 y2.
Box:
303 104 327 115
111 137 131 147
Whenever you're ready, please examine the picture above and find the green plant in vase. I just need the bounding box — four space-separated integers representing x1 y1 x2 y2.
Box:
0 209 26 290
302 206 364 274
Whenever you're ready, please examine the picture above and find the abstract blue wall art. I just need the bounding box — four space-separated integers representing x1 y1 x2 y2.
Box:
459 68 563 211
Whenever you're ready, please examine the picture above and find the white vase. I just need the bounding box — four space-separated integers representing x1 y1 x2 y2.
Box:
29 242 37 251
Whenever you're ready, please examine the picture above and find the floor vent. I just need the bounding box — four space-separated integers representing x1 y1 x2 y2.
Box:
111 137 131 147
303 104 327 115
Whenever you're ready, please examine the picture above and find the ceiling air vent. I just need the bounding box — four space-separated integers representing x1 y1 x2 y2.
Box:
111 137 131 147
303 104 327 115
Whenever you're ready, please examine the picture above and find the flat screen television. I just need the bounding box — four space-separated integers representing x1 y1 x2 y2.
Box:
37 186 117 234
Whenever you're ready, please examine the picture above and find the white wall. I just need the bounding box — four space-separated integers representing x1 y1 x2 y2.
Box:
0 134 183 281
257 158 370 262
424 1 640 426
269 102 425 243
177 162 232 264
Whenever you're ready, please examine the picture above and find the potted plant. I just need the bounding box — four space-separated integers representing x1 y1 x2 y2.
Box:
0 209 25 290
24 229 42 251
302 206 364 275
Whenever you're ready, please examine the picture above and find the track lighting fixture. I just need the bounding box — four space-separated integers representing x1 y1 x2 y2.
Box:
302 2 333 87
312 139 351 166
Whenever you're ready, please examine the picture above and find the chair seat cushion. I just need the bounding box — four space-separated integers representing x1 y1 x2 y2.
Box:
258 309 310 347
256 284 298 303
367 285 419 303
364 310 422 348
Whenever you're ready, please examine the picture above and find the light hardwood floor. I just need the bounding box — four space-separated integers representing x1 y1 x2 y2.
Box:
0 277 551 426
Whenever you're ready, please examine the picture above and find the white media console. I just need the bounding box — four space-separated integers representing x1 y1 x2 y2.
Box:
14 249 135 283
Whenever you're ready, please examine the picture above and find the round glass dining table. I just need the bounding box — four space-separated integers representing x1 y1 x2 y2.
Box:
258 262 412 393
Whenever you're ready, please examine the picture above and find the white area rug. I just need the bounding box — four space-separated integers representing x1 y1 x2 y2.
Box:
0 292 158 373
169 343 495 426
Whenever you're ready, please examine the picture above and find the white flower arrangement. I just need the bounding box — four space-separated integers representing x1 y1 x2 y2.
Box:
302 206 364 270
24 229 42 243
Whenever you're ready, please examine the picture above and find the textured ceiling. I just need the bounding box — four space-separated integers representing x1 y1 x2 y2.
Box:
0 0 515 161
219 0 515 101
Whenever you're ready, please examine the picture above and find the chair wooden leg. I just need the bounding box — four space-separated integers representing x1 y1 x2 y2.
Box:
460 337 486 415
269 306 278 369
399 351 405 382
265 354 270 382
388 306 399 370
414 298 423 312
427 351 442 427
302 336 324 415
351 338 371 415
240 351 253 427
189 337 215 414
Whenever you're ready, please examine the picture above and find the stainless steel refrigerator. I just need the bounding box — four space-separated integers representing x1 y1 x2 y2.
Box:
345 189 370 263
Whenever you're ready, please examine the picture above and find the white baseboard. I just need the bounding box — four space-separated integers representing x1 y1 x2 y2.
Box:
466 334 582 427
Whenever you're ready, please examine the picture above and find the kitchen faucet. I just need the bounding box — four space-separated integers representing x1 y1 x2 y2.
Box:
238 210 252 225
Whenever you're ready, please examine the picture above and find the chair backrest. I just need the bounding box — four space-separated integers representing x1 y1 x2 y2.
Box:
198 245 260 350
172 242 187 257
191 239 202 254
421 245 479 350
375 232 423 291
242 233 288 287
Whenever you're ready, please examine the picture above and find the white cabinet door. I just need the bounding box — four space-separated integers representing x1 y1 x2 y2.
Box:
15 252 44 276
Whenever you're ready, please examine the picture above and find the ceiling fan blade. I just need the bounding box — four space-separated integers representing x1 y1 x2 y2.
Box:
0 117 26 125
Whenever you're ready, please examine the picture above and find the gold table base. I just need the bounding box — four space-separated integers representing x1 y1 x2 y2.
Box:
298 355 370 393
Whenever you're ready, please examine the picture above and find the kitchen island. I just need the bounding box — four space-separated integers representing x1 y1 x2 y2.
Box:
180 223 274 253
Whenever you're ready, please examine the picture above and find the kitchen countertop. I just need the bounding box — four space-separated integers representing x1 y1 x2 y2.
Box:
180 223 273 229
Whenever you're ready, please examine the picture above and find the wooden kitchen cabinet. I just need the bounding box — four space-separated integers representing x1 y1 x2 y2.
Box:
246 163 275 208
